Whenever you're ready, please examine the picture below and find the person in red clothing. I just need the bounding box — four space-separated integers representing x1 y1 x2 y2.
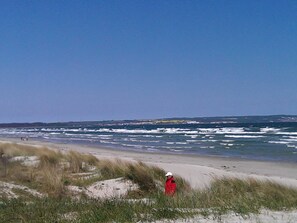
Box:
165 172 176 196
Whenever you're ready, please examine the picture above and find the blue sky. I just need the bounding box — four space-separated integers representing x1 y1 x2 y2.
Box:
1 0 297 122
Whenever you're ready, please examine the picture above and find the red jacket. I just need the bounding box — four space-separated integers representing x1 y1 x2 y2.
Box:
165 176 176 196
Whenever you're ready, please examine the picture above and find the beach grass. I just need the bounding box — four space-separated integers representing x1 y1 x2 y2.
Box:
2 179 297 222
0 142 190 196
153 177 297 216
1 142 297 222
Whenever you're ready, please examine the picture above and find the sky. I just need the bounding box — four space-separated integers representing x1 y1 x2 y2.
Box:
1 0 297 123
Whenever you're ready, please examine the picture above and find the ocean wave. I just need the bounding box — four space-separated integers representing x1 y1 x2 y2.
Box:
186 140 199 142
96 128 193 134
185 134 198 138
197 127 248 134
225 135 264 138
201 139 218 142
287 144 297 148
1 123 297 162
222 140 235 142
260 127 281 133
85 127 219 135
287 136 297 139
283 138 297 142
147 148 160 152
220 143 234 146
276 132 297 135
169 149 183 152
268 141 290 144
199 146 215 149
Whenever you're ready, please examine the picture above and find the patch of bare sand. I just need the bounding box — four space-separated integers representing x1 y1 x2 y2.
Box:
0 181 44 199
67 177 138 199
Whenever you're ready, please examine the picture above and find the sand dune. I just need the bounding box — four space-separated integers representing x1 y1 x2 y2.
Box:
2 138 297 190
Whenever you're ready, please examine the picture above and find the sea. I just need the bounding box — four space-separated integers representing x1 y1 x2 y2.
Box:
1 121 297 163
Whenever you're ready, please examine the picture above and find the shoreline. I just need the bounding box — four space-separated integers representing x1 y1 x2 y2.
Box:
2 136 296 164
1 137 297 189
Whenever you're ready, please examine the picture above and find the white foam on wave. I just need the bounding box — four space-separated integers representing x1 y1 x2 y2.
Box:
127 138 160 143
225 135 264 138
198 127 243 134
185 134 199 138
170 149 183 152
276 132 297 135
199 139 218 143
99 140 111 144
141 135 156 138
200 146 215 149
98 137 112 140
108 141 120 145
288 136 297 139
260 127 281 133
197 127 264 136
268 141 290 144
95 127 200 135
186 140 199 142
67 137 93 141
287 145 297 149
222 140 234 143
64 133 79 136
147 148 159 152
220 143 234 146
120 143 141 148
49 132 61 135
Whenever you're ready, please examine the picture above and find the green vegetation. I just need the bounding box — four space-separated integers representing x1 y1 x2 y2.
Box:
0 196 192 222
1 142 297 222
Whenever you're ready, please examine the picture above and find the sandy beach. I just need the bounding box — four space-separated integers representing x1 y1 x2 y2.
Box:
2 137 297 190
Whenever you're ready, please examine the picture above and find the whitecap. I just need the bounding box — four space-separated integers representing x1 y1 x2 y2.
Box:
222 140 234 143
287 145 297 149
276 132 297 135
170 149 183 152
186 140 199 142
260 127 281 133
268 141 290 144
225 135 264 138
147 148 159 151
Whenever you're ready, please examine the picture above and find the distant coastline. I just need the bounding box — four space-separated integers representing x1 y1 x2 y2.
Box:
1 115 297 128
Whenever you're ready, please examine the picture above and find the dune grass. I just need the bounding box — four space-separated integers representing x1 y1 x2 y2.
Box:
1 142 297 222
2 178 297 222
0 142 190 198
0 196 191 223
